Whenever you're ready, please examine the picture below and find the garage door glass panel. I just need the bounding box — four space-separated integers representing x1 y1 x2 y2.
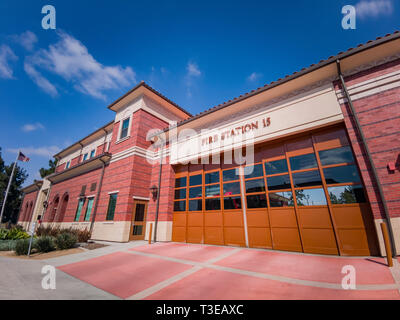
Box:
189 199 202 211
267 174 291 190
319 146 354 165
295 188 327 206
245 179 266 193
190 174 202 186
205 172 219 184
224 196 242 210
243 164 263 178
206 198 221 210
174 188 186 199
174 201 186 211
205 185 220 197
269 191 294 207
292 170 322 187
328 185 366 204
223 169 240 182
290 153 318 171
265 159 288 175
189 187 202 198
246 194 268 208
175 177 187 188
323 165 361 184
223 182 241 195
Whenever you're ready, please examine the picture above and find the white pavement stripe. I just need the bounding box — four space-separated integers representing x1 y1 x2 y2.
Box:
127 266 203 300
205 248 242 264
126 249 400 291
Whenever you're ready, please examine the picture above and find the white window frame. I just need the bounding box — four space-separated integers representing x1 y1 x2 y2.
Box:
83 153 88 161
117 116 132 142
65 160 71 169
90 149 96 158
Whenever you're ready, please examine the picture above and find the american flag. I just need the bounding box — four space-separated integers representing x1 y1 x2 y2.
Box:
18 152 30 162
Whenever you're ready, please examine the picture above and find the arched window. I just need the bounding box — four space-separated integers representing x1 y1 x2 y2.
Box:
22 203 29 221
57 194 69 222
49 196 59 222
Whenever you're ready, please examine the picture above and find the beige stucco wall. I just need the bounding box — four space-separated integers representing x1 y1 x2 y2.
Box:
374 217 400 256
144 221 172 242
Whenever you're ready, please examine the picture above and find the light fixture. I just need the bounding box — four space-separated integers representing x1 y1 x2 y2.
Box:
150 185 158 201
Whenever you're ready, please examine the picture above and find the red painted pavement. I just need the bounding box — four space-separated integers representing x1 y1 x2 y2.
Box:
215 249 394 285
145 267 400 300
58 251 192 299
130 242 236 262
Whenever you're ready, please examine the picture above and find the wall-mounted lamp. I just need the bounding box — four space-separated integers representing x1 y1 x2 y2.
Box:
150 185 158 201
43 201 48 209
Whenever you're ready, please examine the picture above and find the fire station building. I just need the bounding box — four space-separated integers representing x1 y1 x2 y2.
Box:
18 32 400 257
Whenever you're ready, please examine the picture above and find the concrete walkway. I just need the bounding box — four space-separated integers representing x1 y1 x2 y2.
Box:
1 241 400 300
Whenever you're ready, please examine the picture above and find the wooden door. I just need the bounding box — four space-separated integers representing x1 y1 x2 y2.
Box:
129 200 148 241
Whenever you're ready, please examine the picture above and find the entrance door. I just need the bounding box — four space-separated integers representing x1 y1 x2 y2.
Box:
129 200 148 241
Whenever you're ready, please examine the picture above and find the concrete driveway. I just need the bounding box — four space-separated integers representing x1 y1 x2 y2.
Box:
1 241 400 299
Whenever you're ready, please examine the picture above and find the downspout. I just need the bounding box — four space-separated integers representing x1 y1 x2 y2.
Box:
336 59 397 257
89 158 106 235
89 128 109 234
153 138 164 243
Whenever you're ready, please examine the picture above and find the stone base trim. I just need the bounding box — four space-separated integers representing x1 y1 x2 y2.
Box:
374 217 400 256
145 221 172 242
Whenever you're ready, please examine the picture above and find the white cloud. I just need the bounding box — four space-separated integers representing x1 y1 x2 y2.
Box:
25 31 136 100
0 45 17 79
186 62 201 77
355 0 394 19
21 122 45 132
7 146 61 158
12 30 38 51
247 72 262 82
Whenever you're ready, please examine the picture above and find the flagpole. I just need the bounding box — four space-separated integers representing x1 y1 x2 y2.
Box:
0 151 19 225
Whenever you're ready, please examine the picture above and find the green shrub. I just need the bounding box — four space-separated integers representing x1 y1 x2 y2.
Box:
15 239 31 256
55 233 77 250
0 240 18 251
36 225 61 237
4 227 30 240
0 229 8 240
35 236 56 253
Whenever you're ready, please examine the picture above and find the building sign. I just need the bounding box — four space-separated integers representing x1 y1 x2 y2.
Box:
201 117 271 146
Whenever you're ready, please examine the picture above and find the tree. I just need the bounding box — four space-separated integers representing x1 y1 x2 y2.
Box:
0 147 28 224
39 158 58 178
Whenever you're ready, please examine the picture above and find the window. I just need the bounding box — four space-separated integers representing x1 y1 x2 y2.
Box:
319 146 354 166
205 171 219 184
224 196 242 210
222 168 240 182
328 185 366 204
245 179 265 193
120 118 130 140
106 193 118 220
223 182 241 195
205 184 220 197
65 161 71 169
90 182 97 192
269 192 294 207
323 165 361 184
292 170 322 188
243 164 263 178
83 153 88 161
174 177 187 212
295 188 327 206
189 187 202 198
188 174 202 211
174 201 186 212
84 198 94 221
189 174 202 186
267 174 291 190
289 153 318 171
205 198 221 210
246 194 267 208
189 199 202 211
74 198 85 222
265 159 288 175
90 149 96 158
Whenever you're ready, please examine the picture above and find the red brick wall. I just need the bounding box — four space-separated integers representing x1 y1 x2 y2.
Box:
336 58 400 220
18 190 38 222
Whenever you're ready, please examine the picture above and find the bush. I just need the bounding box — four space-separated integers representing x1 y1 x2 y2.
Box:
6 227 30 240
0 240 18 251
0 227 30 240
35 236 56 253
36 225 61 237
55 233 77 250
15 239 31 256
68 228 91 243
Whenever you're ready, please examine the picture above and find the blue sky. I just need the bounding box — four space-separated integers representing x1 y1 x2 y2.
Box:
0 0 398 186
